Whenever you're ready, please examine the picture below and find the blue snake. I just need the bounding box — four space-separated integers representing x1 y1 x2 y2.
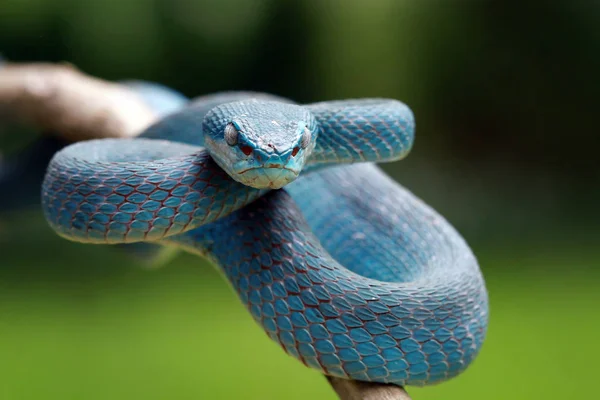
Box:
37 86 489 387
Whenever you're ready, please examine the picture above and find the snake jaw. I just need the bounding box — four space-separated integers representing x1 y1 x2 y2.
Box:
205 129 311 190
236 167 299 189
205 134 304 190
233 155 302 189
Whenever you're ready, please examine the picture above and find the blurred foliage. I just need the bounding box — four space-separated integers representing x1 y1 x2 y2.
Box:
0 0 598 399
1 212 598 400
2 0 598 244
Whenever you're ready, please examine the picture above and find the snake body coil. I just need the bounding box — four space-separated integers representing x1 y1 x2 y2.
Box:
41 90 488 386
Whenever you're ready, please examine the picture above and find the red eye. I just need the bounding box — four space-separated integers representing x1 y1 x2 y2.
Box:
240 145 253 156
291 147 299 157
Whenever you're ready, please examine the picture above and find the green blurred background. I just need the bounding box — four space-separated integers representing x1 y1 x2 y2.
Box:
0 0 598 399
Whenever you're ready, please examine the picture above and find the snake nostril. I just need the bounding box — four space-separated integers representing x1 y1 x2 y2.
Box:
291 147 299 157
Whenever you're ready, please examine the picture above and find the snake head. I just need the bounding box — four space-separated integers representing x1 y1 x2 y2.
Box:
203 100 318 189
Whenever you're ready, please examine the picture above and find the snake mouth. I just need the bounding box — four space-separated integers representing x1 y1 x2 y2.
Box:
233 164 300 189
237 165 299 175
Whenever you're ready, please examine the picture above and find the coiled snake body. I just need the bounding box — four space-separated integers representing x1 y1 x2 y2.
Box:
41 89 488 386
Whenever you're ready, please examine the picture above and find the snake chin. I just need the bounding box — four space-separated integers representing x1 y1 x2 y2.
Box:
234 166 299 189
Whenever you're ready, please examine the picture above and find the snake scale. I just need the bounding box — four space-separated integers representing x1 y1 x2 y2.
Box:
38 84 489 387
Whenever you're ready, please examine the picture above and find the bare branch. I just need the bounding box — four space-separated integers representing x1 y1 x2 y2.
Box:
0 62 157 142
0 61 411 400
327 377 411 400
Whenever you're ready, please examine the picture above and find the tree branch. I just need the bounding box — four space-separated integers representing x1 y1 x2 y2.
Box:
327 377 411 400
0 61 411 400
0 62 157 142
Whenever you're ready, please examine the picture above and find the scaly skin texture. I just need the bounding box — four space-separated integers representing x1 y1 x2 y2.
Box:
42 139 266 244
41 92 489 387
306 99 414 166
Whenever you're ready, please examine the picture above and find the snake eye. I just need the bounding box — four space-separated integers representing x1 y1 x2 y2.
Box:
240 145 253 156
300 127 311 149
224 123 239 146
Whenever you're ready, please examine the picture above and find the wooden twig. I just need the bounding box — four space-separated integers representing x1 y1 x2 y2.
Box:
0 62 157 142
327 377 411 400
0 61 411 400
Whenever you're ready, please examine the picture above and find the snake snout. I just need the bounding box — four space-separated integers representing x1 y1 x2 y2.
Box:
237 167 299 189
233 153 301 189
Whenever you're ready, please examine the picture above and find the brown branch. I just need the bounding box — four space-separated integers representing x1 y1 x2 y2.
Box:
0 62 157 142
328 377 411 400
0 61 411 400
